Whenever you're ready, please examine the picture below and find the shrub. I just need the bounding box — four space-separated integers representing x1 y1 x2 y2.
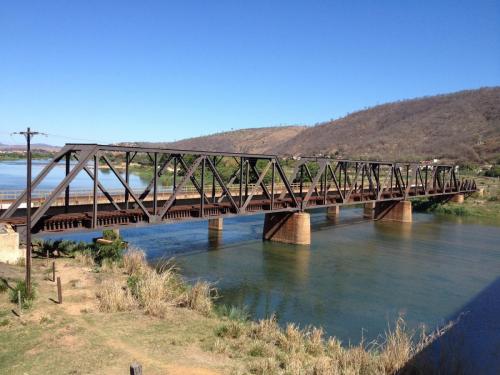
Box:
216 304 250 322
0 280 8 293
9 280 36 309
102 229 119 241
484 165 500 177
94 240 126 265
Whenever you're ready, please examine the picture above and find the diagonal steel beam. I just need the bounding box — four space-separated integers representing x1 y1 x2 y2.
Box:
217 163 242 203
241 161 272 211
159 156 204 218
73 154 121 211
101 154 151 220
1 145 74 219
278 159 306 200
30 146 97 228
205 157 239 213
138 154 173 201
302 161 327 208
177 155 210 204
275 160 299 208
250 162 271 199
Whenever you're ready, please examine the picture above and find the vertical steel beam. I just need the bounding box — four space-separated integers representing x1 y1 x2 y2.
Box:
212 156 216 202
153 152 158 216
271 160 275 210
173 157 177 206
125 152 130 209
200 157 205 217
239 158 244 208
92 153 98 228
245 160 249 200
64 152 70 213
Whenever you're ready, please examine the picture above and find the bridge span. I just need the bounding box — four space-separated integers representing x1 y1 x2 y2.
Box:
0 143 477 245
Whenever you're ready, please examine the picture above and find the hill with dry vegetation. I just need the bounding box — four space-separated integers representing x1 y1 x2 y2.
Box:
131 87 500 163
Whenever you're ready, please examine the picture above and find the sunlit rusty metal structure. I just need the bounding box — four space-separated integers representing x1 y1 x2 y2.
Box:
0 144 477 234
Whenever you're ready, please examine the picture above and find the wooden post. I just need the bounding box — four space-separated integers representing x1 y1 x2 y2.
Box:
130 362 142 375
17 290 22 313
46 249 49 267
52 261 56 282
57 277 62 304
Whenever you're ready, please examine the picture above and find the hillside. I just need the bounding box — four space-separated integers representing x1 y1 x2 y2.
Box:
144 87 500 163
275 87 500 162
132 126 306 154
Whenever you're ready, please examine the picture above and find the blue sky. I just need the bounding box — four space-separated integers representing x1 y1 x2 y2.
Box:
1 1 499 146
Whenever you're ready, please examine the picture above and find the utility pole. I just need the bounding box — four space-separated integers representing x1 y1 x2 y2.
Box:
12 127 44 295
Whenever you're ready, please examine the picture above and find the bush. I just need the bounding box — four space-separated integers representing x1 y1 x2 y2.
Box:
216 304 250 322
102 229 119 241
9 280 36 309
484 165 500 177
0 280 7 293
94 240 126 265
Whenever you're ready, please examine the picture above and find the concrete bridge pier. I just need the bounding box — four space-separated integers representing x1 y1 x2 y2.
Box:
326 206 340 219
450 194 465 203
375 201 412 223
363 202 376 219
263 212 311 245
208 218 223 231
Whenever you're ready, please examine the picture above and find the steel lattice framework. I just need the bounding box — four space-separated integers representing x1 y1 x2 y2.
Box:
0 144 477 234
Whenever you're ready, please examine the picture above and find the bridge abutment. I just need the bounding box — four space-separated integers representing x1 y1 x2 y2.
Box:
263 212 311 245
0 224 24 264
375 201 412 223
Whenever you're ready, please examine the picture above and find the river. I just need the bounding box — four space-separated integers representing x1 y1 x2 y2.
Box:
2 160 500 344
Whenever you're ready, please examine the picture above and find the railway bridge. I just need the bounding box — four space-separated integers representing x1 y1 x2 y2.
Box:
0 143 477 247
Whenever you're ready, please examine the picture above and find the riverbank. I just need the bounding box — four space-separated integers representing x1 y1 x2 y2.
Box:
0 244 452 374
414 176 500 220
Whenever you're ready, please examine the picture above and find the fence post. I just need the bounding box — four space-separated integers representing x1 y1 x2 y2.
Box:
130 362 142 375
52 261 56 282
18 290 22 314
57 277 62 304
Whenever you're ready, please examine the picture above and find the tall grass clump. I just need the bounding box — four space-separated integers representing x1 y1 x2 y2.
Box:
96 279 136 312
123 248 147 275
9 280 36 309
210 314 446 375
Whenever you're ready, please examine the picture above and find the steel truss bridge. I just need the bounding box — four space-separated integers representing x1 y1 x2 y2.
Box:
0 144 477 234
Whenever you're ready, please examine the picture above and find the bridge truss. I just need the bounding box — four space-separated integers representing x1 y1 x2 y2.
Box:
0 144 477 234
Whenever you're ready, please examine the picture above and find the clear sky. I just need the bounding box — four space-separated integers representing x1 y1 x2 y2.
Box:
1 1 499 146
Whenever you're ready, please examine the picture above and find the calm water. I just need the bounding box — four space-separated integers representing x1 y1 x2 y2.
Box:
4 160 500 344
0 159 149 191
43 208 500 344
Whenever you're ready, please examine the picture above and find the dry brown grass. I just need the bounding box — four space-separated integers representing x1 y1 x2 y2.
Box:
123 247 147 275
211 314 446 375
96 279 136 312
74 252 95 267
